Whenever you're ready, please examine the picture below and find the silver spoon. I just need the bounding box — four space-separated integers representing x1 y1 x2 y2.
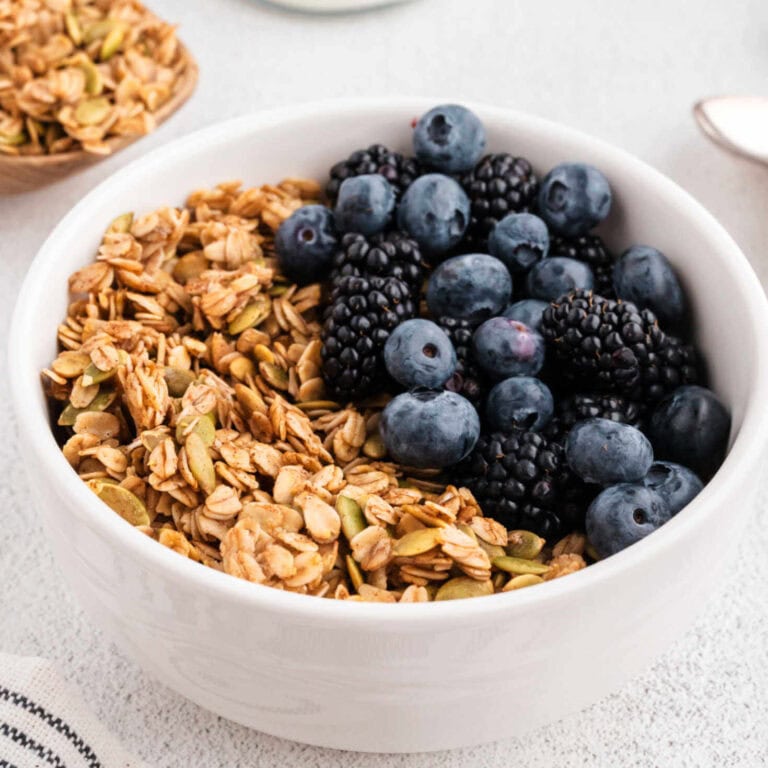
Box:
694 95 768 165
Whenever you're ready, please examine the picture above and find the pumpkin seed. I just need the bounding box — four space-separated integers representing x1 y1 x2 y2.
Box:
234 383 263 415
75 97 110 126
58 389 116 426
259 362 288 390
506 530 545 560
229 356 255 381
100 22 126 60
107 211 133 234
345 554 364 592
435 577 494 601
503 574 544 591
64 10 82 44
253 344 275 364
296 400 340 411
75 57 103 95
164 367 195 397
478 540 507 560
228 297 271 335
336 495 365 541
90 481 149 526
392 527 441 557
175 411 216 447
362 433 387 459
83 19 113 42
0 131 27 146
185 432 216 495
492 556 550 576
81 361 117 386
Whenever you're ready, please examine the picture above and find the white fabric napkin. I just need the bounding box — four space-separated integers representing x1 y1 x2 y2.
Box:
0 653 148 768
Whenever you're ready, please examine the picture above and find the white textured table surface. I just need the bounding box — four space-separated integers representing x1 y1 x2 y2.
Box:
2 0 768 765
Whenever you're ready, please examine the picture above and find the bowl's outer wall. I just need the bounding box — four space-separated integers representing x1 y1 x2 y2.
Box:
12 101 768 752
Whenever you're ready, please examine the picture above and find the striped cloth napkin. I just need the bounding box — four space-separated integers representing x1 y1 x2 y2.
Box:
0 653 147 768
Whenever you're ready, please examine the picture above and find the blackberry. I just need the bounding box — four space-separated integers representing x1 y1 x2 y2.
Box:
541 290 664 395
437 316 487 404
330 231 428 293
325 144 421 203
630 334 703 404
321 275 415 401
549 234 616 298
460 153 539 246
545 392 643 444
455 429 587 539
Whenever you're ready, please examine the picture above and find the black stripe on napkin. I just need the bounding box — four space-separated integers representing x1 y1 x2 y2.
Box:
0 721 65 767
0 685 101 767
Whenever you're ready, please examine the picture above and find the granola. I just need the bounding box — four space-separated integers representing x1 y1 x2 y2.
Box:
42 176 595 602
0 0 187 155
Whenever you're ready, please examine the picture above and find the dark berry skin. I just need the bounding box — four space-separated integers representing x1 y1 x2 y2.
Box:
383 319 457 389
275 205 337 285
398 173 470 255
549 233 615 298
455 429 587 539
525 256 595 301
488 212 549 273
472 318 545 379
426 253 512 324
413 104 486 174
485 376 554 432
613 245 686 329
566 418 653 485
325 144 420 202
437 316 488 404
545 392 643 445
333 174 395 236
647 385 730 480
461 154 539 246
502 299 549 332
538 163 612 237
380 389 480 468
643 461 703 515
587 483 671 558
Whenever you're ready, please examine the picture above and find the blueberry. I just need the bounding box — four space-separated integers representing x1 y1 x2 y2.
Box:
333 174 395 236
586 483 672 557
538 163 612 237
380 389 480 468
502 299 549 332
566 418 653 485
275 205 337 285
488 212 549 273
643 461 703 515
648 385 730 479
426 253 512 324
613 245 686 328
472 318 545 379
413 104 486 174
398 173 470 255
384 319 457 389
525 256 594 301
485 376 554 432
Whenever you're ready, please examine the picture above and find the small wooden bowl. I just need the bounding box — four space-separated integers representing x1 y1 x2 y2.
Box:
0 43 198 195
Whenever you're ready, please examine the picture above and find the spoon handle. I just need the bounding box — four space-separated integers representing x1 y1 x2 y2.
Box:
694 96 768 166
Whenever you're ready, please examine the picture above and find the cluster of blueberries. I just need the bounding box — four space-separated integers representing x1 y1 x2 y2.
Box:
274 103 730 559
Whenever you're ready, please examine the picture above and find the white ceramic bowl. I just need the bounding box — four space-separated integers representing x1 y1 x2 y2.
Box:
10 99 768 753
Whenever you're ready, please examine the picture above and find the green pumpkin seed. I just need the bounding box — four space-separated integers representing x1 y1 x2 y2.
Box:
503 574 544 591
337 496 365 541
58 389 116 426
362 433 386 459
64 10 82 44
90 481 149 526
175 411 216 447
75 57 103 95
74 97 110 126
345 555 364 592
392 527 441 557
259 362 288 390
83 19 113 43
163 367 195 397
185 432 216 495
228 297 271 335
506 530 545 560
0 131 27 146
478 540 507 560
81 361 117 387
492 556 550 576
229 356 255 381
435 577 494 601
107 211 133 234
100 22 126 60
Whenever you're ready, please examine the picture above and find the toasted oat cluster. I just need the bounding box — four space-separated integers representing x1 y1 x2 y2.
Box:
42 178 586 602
0 0 186 156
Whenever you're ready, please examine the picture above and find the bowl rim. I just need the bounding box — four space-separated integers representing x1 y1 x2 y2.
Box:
10 97 768 627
